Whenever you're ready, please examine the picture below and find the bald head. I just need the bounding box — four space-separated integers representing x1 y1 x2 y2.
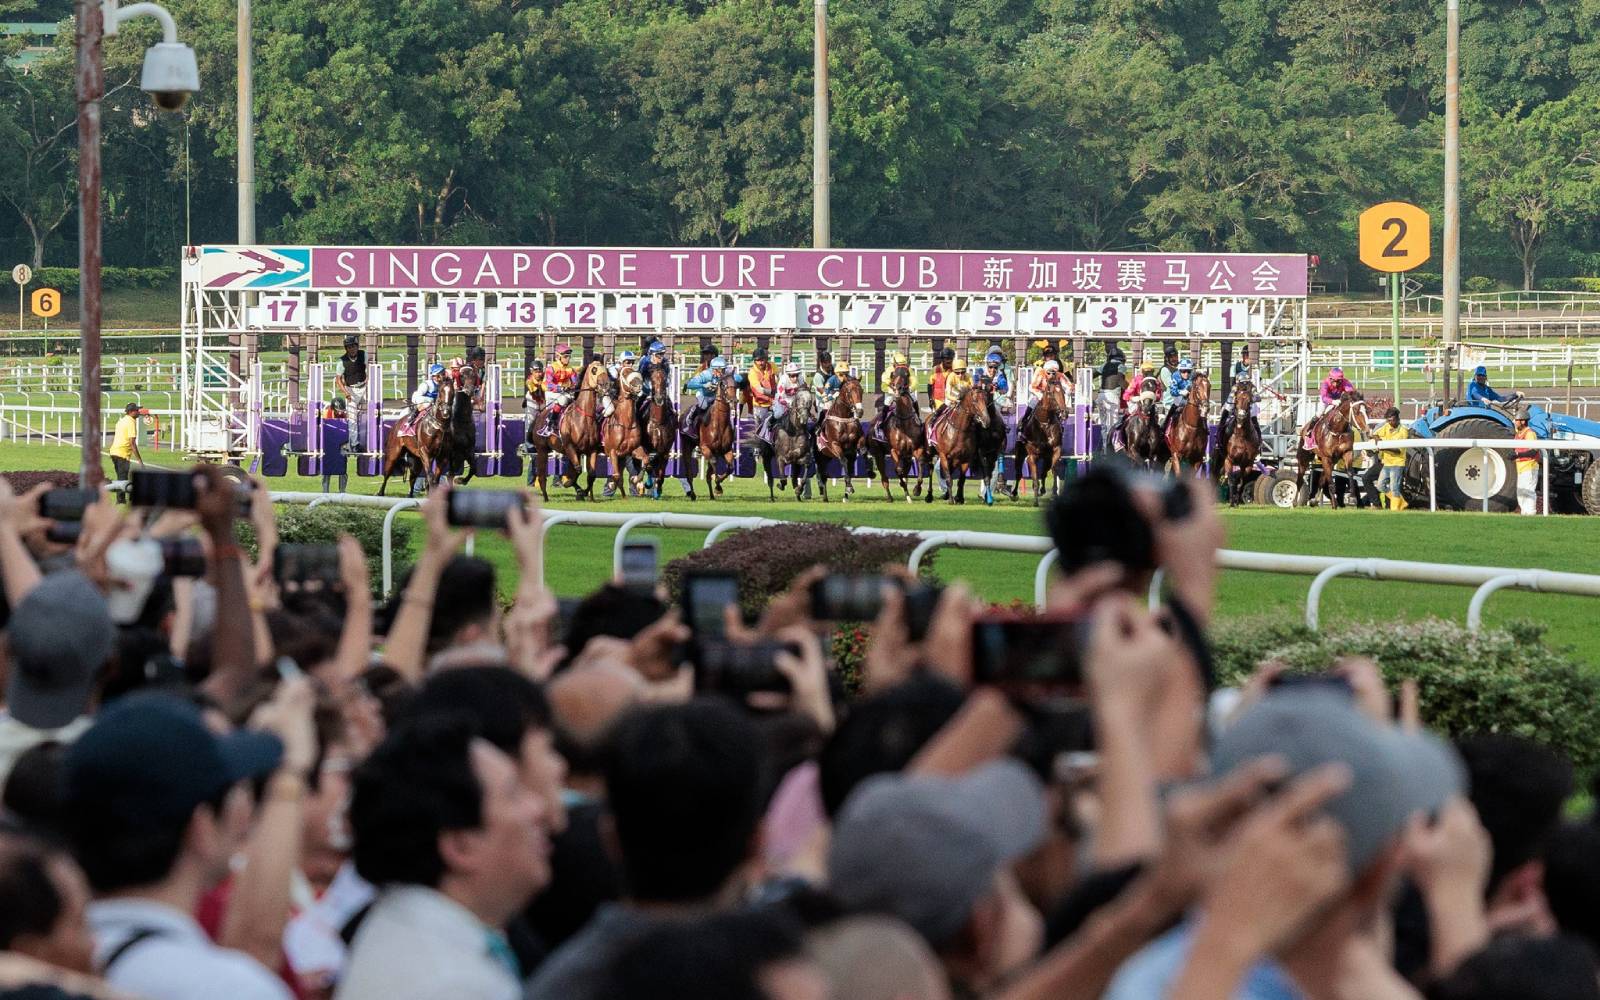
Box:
547 661 644 779
808 916 951 1000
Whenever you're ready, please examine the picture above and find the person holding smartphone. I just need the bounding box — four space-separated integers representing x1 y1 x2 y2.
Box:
108 403 145 501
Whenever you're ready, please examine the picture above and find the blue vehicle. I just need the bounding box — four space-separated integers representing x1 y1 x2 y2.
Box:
1406 400 1600 514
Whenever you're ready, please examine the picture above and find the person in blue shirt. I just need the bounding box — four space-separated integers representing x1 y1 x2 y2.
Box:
1163 358 1195 430
812 351 843 403
1466 365 1521 407
683 356 733 437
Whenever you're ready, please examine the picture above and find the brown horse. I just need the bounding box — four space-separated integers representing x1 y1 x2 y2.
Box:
379 378 448 497
602 371 645 498
693 368 738 498
870 369 929 502
558 360 611 500
816 373 866 502
431 365 479 487
1123 393 1170 472
1218 381 1262 507
1297 391 1369 508
1014 377 1066 505
640 365 678 501
932 383 993 505
1165 372 1211 476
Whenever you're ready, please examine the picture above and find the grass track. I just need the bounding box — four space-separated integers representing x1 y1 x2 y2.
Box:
1 441 1595 664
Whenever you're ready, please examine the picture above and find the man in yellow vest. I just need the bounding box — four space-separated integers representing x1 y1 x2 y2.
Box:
109 402 145 502
1514 409 1539 515
1369 407 1409 510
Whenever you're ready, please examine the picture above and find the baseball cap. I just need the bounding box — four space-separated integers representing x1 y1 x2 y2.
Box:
829 760 1045 946
64 692 283 826
1211 688 1464 871
7 571 115 729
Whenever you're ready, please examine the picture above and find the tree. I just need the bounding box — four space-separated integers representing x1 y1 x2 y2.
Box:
1467 92 1600 290
0 48 82 269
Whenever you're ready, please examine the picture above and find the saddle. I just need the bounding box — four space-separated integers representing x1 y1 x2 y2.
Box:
928 407 955 440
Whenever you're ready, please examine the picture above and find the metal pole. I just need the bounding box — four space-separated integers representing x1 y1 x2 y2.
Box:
237 0 255 244
811 0 830 249
76 0 104 488
1441 0 1461 401
1391 272 1402 404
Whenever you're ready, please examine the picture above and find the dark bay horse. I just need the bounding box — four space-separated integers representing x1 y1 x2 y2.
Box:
432 366 479 487
602 372 645 498
693 369 738 498
380 381 448 497
1165 372 1211 476
524 384 559 502
1217 381 1262 507
1297 391 1369 508
1013 377 1066 505
640 365 678 501
760 387 819 501
870 370 929 502
558 360 611 500
816 374 866 502
932 384 993 505
1123 394 1169 472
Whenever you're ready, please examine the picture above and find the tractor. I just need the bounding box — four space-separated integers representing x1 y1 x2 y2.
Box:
1403 400 1600 514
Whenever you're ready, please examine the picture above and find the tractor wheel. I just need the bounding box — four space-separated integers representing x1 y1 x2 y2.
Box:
1582 461 1600 515
1422 417 1516 513
1252 473 1274 506
1268 470 1301 509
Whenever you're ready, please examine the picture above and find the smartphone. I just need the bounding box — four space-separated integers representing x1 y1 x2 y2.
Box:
39 487 97 522
130 469 197 509
682 571 740 638
620 540 659 593
691 638 796 697
970 615 1091 699
274 543 342 590
159 537 207 578
1269 673 1354 695
446 489 524 530
1048 463 1190 575
46 521 83 545
809 574 942 641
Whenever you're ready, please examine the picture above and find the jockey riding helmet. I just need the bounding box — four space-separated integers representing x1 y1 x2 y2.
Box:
711 356 729 370
753 348 768 362
986 350 1004 364
953 357 968 372
1179 359 1194 372
1474 365 1487 377
1330 367 1344 378
785 362 802 376
893 352 909 366
428 363 445 377
619 350 637 362
649 340 666 354
468 346 486 362
940 348 956 361
1142 362 1156 374
343 335 359 348
1044 359 1061 372
556 344 573 356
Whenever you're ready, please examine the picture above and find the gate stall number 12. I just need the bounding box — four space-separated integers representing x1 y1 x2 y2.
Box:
557 296 601 328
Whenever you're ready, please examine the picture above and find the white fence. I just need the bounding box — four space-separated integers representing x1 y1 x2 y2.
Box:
269 495 1600 634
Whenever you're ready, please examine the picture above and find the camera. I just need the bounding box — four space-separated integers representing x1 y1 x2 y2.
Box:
681 571 740 639
140 42 201 112
39 488 97 523
129 469 252 515
1048 461 1192 575
158 537 207 578
620 540 658 593
446 489 525 530
691 638 797 697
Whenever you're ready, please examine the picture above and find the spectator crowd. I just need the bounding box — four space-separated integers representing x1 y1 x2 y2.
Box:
0 460 1597 1000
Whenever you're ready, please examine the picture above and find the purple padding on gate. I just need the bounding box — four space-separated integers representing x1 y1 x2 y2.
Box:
261 420 291 477
321 420 350 477
500 419 525 479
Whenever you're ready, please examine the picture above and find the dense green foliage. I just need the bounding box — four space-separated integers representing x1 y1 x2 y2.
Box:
5 0 1600 287
1213 617 1600 772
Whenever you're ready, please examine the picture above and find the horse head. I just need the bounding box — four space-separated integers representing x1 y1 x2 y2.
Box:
966 385 993 429
794 387 817 423
838 374 864 417
583 360 610 392
1349 393 1369 434
1188 372 1211 405
650 366 669 393
1040 378 1067 417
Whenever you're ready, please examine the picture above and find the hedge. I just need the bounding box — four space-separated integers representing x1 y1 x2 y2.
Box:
1213 616 1600 773
2 471 84 493
1537 276 1600 294
27 266 176 293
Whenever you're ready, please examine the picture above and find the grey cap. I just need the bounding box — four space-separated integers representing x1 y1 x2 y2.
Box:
7 571 115 729
1211 689 1465 871
829 760 1046 947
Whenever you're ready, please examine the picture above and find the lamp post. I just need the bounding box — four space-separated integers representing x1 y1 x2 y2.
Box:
75 0 199 486
812 0 829 250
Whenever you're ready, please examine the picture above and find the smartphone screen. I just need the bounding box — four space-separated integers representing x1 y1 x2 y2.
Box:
275 543 342 589
446 489 523 530
620 540 659 592
809 574 890 622
684 573 740 638
970 617 1089 698
130 469 198 509
39 488 97 522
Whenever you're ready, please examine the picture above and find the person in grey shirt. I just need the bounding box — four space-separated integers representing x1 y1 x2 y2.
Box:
525 700 767 1000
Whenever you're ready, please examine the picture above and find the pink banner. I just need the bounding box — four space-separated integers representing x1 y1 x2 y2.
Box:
204 246 1309 297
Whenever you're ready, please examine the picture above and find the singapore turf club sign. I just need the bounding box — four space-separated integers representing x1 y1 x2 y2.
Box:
198 246 1309 298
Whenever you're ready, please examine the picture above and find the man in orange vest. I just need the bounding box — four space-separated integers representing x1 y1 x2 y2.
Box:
928 347 954 410
1514 409 1539 515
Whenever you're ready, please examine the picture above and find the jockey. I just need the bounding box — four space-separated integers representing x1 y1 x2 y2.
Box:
683 356 732 436
639 341 670 403
942 356 973 410
541 344 580 436
1019 358 1067 433
401 363 446 436
1163 358 1195 429
983 349 1012 413
1157 346 1181 394
525 360 545 405
1123 361 1157 412
874 352 919 440
604 351 638 418
929 348 956 410
813 350 842 403
1467 365 1522 407
759 363 807 444
323 395 348 420
746 348 777 416
1319 367 1356 409
1222 376 1263 441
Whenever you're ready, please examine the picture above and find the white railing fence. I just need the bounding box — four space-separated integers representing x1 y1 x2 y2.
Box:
269 494 1600 634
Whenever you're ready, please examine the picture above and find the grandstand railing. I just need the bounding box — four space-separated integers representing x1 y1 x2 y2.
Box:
268 493 1600 635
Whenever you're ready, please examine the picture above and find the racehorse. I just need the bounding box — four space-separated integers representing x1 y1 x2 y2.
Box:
1217 381 1262 508
816 373 866 502
602 371 645 498
524 383 561 502
1297 391 1369 508
380 381 448 497
557 360 611 500
1165 372 1211 476
870 369 930 502
759 387 819 501
932 383 994 505
1013 376 1066 505
640 365 678 501
1122 394 1170 472
692 367 738 498
431 365 479 487
975 378 1010 503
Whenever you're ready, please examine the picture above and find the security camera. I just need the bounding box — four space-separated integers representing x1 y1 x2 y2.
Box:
140 41 200 111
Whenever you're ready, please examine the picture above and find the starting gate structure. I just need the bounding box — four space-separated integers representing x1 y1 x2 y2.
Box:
179 244 1312 482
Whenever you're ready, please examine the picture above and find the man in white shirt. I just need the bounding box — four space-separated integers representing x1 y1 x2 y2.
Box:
61 693 293 1000
338 714 552 1000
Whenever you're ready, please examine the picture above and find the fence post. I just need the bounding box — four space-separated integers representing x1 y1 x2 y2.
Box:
1032 549 1058 607
1466 571 1541 632
536 512 579 590
1304 559 1373 630
381 499 421 597
908 534 950 574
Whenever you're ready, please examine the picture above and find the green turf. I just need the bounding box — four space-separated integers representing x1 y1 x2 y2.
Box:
2 440 1596 663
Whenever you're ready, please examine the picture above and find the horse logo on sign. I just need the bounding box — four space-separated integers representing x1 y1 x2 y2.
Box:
200 247 311 289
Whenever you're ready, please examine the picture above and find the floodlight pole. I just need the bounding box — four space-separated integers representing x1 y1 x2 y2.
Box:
812 0 829 249
76 0 105 487
237 0 255 244
1442 0 1461 402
